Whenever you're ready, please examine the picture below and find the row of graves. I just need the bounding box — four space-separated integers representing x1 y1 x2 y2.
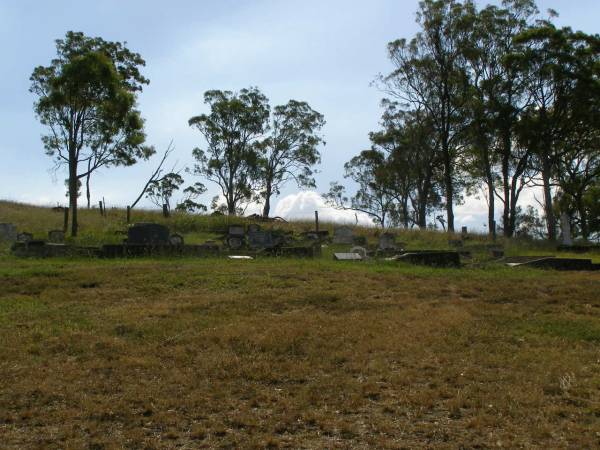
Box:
1 221 599 270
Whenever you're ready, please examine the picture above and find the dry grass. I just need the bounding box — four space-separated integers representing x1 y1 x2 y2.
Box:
1 256 599 448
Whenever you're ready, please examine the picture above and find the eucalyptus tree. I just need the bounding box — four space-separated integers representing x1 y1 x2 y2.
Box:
513 23 600 240
370 101 442 229
462 0 538 236
258 100 325 218
189 88 270 215
30 31 152 236
381 0 475 232
324 150 398 228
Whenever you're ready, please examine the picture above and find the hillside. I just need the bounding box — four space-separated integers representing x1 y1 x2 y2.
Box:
1 200 600 448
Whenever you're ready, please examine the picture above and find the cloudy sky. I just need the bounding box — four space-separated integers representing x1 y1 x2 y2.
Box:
1 0 597 229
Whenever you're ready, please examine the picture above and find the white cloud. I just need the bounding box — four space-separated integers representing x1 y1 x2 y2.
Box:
273 191 374 226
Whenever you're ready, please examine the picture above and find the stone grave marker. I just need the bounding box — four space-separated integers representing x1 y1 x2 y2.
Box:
378 232 396 250
333 252 363 261
247 230 277 249
169 234 184 246
350 246 368 259
333 226 354 244
48 230 65 243
0 223 17 242
17 232 33 243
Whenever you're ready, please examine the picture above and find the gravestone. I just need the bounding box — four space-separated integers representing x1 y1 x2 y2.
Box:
48 230 65 243
333 252 363 261
127 223 170 245
17 232 33 243
169 234 184 246
333 226 354 244
0 223 17 242
227 225 245 250
247 230 278 249
378 232 396 250
350 246 368 259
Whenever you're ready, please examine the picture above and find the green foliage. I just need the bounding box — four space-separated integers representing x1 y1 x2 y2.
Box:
30 31 152 236
189 88 270 215
258 100 325 217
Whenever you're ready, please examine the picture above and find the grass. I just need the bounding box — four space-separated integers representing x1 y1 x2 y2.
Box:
1 201 600 448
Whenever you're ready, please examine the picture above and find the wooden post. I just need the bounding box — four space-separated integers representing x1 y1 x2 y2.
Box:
102 197 106 216
314 210 319 232
98 201 103 216
126 206 131 224
63 207 69 232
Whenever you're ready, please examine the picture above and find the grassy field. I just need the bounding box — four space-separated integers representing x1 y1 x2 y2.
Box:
1 201 600 448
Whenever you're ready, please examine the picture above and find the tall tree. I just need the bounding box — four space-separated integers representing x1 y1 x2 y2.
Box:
513 23 600 240
258 100 325 218
325 150 399 228
370 102 442 228
462 0 538 236
30 31 152 236
189 88 269 215
381 0 474 232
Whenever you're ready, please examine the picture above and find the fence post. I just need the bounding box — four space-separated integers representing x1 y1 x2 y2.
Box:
315 210 319 232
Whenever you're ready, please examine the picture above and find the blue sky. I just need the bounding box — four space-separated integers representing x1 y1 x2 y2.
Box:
1 0 598 228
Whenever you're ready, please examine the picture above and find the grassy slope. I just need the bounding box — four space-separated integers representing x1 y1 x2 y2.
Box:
1 201 600 448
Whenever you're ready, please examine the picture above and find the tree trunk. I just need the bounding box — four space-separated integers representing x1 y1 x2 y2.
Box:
262 180 272 218
69 161 79 237
487 179 495 238
86 173 91 209
541 162 556 241
501 131 512 237
576 195 589 241
442 143 455 233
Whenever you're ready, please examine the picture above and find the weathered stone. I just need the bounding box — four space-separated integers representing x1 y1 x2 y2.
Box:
17 232 33 243
378 232 396 250
394 251 461 268
334 252 363 261
333 226 354 244
0 223 17 242
247 230 281 250
48 229 65 243
505 256 599 271
350 246 368 259
127 223 170 245
169 234 184 246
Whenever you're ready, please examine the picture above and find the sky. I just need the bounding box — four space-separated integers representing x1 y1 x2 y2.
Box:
1 0 598 229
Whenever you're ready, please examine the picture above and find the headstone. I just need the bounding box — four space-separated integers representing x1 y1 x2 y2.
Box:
17 232 33 243
247 230 278 249
333 226 354 244
560 212 573 246
0 223 17 242
333 252 363 261
227 225 245 250
378 232 396 250
47 229 65 243
350 246 368 259
127 223 170 245
461 226 468 236
169 233 184 246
